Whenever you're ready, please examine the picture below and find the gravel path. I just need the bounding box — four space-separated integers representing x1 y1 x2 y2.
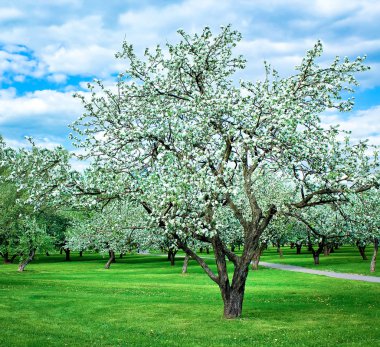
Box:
140 253 380 283
259 262 380 283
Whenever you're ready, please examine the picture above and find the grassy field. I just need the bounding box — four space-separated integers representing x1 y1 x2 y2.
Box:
260 245 379 276
0 252 379 347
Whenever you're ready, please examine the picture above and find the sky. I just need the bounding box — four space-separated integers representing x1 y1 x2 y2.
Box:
0 0 380 158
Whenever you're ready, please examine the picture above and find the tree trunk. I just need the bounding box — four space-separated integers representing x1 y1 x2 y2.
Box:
60 247 63 254
18 249 35 272
46 252 50 256
3 252 11 264
170 251 176 266
220 259 249 319
222 287 245 319
370 239 378 273
312 242 324 265
119 253 123 258
357 244 368 260
323 245 330 256
182 255 190 274
313 254 320 265
79 251 83 257
3 252 17 264
276 241 281 253
64 248 70 261
231 244 235 252
278 248 284 258
109 250 116 263
206 247 210 254
213 234 250 319
167 249 176 266
251 248 262 270
296 243 302 254
105 250 115 269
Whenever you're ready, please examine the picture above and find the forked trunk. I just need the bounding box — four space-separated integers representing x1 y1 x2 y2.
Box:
18 249 35 272
182 255 189 274
105 250 115 269
311 239 325 265
221 263 249 319
370 239 378 273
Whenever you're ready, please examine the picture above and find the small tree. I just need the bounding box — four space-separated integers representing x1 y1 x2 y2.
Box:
17 218 52 272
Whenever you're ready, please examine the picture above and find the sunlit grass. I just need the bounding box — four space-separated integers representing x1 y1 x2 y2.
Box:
0 252 379 346
260 245 379 276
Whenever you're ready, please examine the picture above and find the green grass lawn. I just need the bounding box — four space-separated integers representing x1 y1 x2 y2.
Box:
260 245 379 276
0 252 379 346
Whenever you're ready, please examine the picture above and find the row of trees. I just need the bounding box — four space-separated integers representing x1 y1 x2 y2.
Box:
1 26 379 318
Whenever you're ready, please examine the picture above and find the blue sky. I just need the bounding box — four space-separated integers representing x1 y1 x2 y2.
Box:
0 0 380 157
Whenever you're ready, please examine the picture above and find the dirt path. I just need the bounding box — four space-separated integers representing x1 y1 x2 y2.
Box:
259 262 380 283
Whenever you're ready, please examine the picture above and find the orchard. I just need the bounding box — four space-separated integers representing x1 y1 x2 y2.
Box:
1 26 379 345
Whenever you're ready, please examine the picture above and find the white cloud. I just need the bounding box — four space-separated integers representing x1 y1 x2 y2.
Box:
321 105 380 142
0 89 84 125
0 49 46 80
0 7 24 21
41 44 116 77
47 73 67 84
0 0 379 150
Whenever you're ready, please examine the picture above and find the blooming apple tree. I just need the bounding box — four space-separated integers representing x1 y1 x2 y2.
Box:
8 26 379 318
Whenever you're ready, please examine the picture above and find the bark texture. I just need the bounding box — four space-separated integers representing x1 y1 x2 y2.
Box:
182 255 190 274
296 243 302 254
168 249 177 266
370 239 378 273
356 243 368 260
105 250 115 269
18 249 35 272
64 248 71 261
